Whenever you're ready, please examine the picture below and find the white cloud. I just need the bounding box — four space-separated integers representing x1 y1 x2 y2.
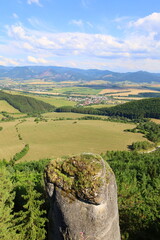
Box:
23 42 34 50
7 24 27 39
114 16 130 23
12 13 19 19
129 12 160 33
27 0 42 7
37 36 58 48
28 17 41 28
6 24 123 55
69 19 84 27
27 56 47 63
0 56 18 66
86 21 93 28
69 19 93 29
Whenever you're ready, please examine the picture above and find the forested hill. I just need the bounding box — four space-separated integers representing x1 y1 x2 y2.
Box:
98 98 160 119
0 91 55 113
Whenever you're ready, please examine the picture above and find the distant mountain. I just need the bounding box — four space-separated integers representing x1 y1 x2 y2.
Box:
118 71 160 83
0 66 160 83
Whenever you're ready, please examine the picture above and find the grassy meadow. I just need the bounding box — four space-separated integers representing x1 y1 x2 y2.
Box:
0 115 145 161
0 100 20 113
32 95 76 107
50 86 101 95
0 120 24 160
43 112 105 119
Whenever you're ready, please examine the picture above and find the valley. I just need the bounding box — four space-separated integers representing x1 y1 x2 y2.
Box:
0 68 160 240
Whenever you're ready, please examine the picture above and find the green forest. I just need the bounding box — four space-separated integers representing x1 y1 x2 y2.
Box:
55 98 160 120
0 91 55 113
1 149 159 240
98 98 160 119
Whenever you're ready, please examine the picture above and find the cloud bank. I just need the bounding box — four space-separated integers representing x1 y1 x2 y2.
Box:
3 12 160 71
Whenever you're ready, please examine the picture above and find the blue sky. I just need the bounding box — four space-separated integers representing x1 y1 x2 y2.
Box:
1 0 160 72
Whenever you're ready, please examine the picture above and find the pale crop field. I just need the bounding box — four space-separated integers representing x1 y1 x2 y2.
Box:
1 118 143 161
151 118 160 124
0 100 20 113
99 88 160 96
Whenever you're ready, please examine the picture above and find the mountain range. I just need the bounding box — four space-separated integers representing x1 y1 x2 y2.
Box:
0 65 160 83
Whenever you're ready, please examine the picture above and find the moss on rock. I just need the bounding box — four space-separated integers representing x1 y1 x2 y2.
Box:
45 153 111 204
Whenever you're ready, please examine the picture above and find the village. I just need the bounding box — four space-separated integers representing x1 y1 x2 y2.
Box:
68 95 123 106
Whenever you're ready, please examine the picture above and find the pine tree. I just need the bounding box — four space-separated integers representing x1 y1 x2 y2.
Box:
0 165 17 239
14 180 47 240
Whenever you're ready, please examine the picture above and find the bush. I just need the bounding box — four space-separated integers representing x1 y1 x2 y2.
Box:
129 141 154 151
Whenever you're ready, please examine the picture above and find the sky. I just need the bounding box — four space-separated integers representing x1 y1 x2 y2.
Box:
1 0 160 72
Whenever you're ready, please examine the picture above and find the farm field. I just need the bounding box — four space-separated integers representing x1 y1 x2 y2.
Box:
50 86 101 95
0 116 145 161
151 118 160 124
17 87 101 95
42 112 104 119
99 88 160 96
114 97 142 100
32 95 76 107
0 100 20 113
91 104 116 108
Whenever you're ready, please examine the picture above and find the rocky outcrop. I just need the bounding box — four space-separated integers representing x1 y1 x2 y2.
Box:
45 153 121 240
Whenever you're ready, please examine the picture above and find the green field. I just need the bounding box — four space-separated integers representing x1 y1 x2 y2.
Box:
42 112 105 119
91 104 114 108
0 100 20 113
0 116 145 161
50 87 101 95
32 95 76 107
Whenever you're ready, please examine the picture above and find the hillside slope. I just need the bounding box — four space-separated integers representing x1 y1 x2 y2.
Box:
99 98 160 119
0 91 55 113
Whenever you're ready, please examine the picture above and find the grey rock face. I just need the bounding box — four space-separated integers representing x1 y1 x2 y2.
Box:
45 153 121 240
